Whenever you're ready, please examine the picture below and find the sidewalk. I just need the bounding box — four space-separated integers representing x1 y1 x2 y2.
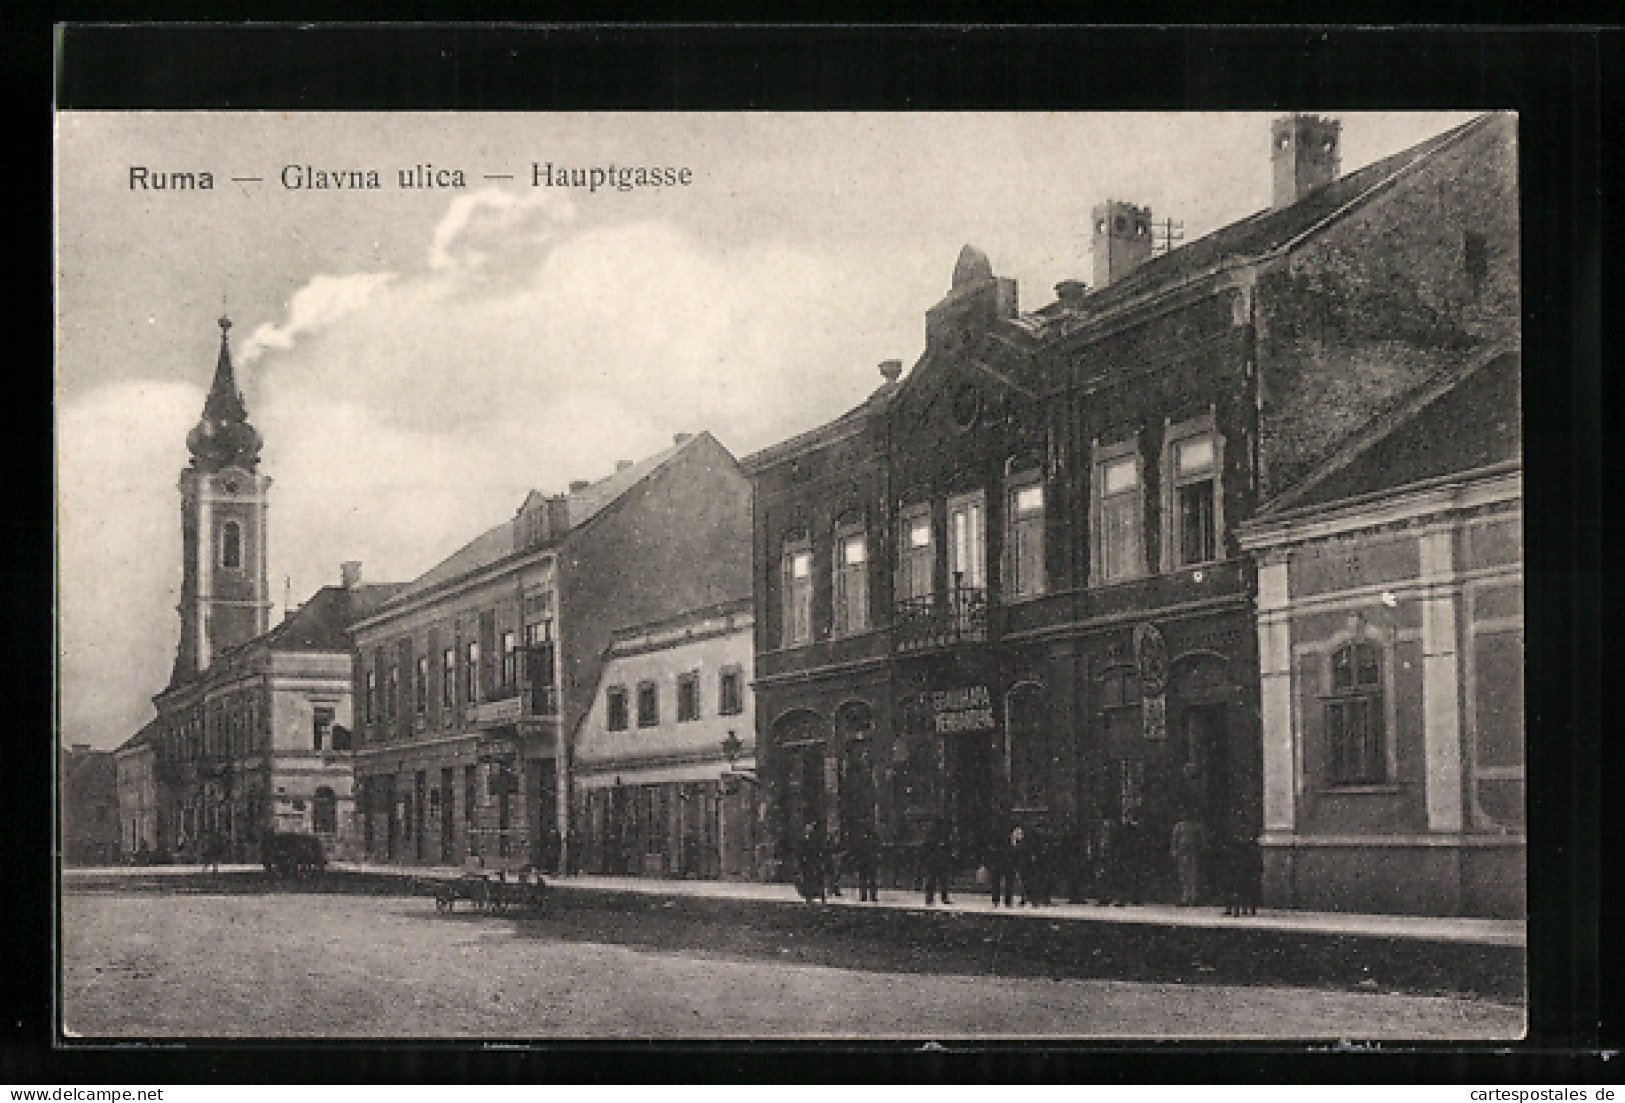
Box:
327 861 1525 947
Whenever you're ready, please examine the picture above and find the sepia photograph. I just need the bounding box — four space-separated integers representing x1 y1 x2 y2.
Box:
54 106 1526 1041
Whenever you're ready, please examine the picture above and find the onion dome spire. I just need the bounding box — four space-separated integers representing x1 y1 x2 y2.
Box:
186 315 262 472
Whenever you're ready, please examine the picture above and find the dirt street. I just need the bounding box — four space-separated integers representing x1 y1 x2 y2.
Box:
61 889 1524 1039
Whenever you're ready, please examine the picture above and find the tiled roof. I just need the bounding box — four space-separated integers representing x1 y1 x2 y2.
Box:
1266 349 1521 514
386 432 713 605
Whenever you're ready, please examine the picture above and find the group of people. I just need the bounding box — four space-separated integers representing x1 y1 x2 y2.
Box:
792 813 1261 914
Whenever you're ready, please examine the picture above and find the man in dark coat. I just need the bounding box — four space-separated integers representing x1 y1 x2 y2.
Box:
849 823 881 902
796 823 827 904
921 818 955 906
990 823 1023 907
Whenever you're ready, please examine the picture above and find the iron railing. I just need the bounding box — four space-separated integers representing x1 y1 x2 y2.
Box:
893 585 989 652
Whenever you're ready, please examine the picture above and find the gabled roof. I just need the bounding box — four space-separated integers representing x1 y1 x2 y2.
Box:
385 431 718 606
115 719 160 755
1259 348 1521 517
1035 113 1502 327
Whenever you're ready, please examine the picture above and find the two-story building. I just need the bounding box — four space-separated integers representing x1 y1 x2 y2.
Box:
747 112 1518 909
572 598 758 880
348 431 751 874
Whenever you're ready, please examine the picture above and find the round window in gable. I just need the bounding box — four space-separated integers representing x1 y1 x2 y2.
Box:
951 386 982 431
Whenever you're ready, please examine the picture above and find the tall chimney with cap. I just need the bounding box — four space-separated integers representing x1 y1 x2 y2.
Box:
1091 200 1153 289
1271 114 1341 209
340 561 362 589
878 359 902 383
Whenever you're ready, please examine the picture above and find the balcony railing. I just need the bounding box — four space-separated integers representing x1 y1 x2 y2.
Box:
893 586 989 652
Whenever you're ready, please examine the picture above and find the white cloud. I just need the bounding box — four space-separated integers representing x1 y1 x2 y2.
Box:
427 186 574 271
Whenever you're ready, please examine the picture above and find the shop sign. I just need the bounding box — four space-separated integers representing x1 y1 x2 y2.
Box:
931 685 995 734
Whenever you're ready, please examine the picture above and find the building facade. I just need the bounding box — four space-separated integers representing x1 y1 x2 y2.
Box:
348 432 751 874
1238 351 1523 917
572 599 759 880
117 319 398 862
748 113 1518 909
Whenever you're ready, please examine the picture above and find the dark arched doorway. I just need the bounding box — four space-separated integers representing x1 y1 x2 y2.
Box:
772 709 830 859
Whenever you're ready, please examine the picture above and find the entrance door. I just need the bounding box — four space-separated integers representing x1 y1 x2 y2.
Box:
1184 703 1231 887
947 733 995 860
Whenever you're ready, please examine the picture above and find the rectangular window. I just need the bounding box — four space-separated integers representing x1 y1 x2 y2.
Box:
464 640 480 703
898 509 935 603
782 544 813 647
415 655 429 715
677 672 701 722
1325 641 1387 786
606 686 629 732
1006 479 1046 599
636 682 659 728
719 669 743 716
441 648 455 711
365 668 378 726
501 631 517 689
465 765 477 824
313 705 335 752
947 492 986 590
385 665 400 723
1094 446 1145 584
1166 428 1222 569
834 529 870 634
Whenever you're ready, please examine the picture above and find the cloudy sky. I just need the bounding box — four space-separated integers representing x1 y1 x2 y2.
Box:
54 110 1479 750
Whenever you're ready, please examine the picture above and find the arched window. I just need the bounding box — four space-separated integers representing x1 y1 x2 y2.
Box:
312 786 337 834
1324 640 1386 785
220 521 242 570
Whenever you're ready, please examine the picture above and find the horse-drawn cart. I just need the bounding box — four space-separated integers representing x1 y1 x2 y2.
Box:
432 868 548 915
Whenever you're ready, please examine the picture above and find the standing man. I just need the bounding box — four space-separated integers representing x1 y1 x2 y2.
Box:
797 823 827 904
991 822 1022 908
849 822 881 903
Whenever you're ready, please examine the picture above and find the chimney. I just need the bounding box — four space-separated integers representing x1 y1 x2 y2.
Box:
616 460 633 472
1091 201 1153 289
569 479 591 493
340 561 362 589
1054 279 1088 304
1271 114 1341 209
878 359 902 383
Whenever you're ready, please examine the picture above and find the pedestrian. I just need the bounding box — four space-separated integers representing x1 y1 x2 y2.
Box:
1171 816 1205 907
1023 823 1052 907
824 828 843 898
921 818 955 906
796 823 827 904
849 823 881 903
990 823 1022 907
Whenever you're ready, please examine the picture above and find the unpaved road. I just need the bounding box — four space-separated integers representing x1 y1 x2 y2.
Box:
61 890 1524 1039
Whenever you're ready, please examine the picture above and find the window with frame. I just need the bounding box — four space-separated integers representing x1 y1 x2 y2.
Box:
441 648 455 711
313 705 335 751
414 655 429 715
1005 476 1046 599
385 664 399 723
464 640 480 704
718 669 744 716
1092 442 1145 584
947 491 986 590
606 686 629 732
833 522 870 635
1324 640 1387 785
781 539 813 648
364 670 377 726
677 672 701 722
636 681 659 728
219 520 242 570
897 508 934 602
501 631 517 690
1163 421 1223 570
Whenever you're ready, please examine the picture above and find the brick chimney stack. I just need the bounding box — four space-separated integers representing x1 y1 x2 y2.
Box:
340 561 362 589
1271 114 1341 209
1091 200 1153 289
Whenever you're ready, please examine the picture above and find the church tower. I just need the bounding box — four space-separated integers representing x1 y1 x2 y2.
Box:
172 316 272 683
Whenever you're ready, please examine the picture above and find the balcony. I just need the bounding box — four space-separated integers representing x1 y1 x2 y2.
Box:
894 586 989 653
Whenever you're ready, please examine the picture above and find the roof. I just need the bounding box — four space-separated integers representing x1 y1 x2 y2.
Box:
1034 113 1500 327
385 431 717 606
114 719 160 755
1261 348 1521 516
740 378 900 471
